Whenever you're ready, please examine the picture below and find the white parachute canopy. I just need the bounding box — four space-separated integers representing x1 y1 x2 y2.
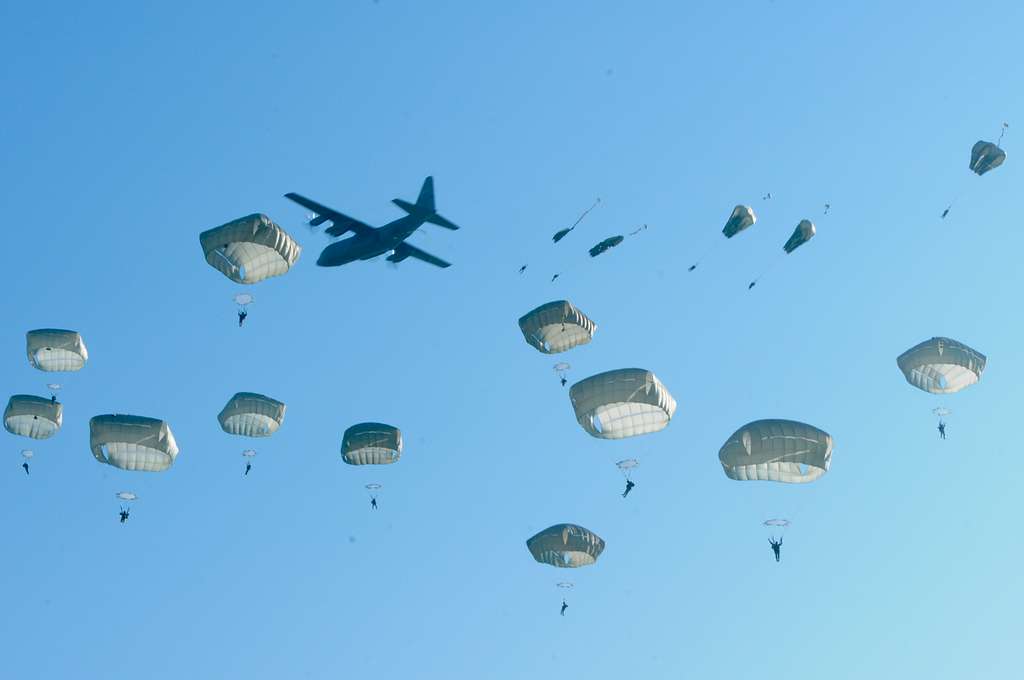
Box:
932 407 952 418
199 214 302 284
518 300 598 354
21 449 34 460
569 368 676 439
26 329 89 373
556 581 574 589
218 392 286 437
896 337 986 394
116 492 138 502
526 523 606 568
4 395 63 439
341 423 403 465
616 459 639 478
90 414 179 472
242 449 257 458
233 293 254 307
719 419 832 483
763 518 791 528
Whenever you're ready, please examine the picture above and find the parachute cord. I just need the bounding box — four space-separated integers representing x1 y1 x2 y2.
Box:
748 254 782 290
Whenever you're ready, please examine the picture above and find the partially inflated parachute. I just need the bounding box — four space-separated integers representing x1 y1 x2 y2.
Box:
200 214 301 284
518 300 597 354
4 395 62 439
341 423 402 465
569 368 676 439
218 392 286 437
90 414 179 472
970 141 1006 176
718 419 832 483
26 329 88 372
783 220 816 253
896 337 985 394
527 523 605 568
723 205 756 238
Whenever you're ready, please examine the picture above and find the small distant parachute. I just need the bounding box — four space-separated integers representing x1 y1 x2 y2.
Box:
242 449 257 458
4 395 62 439
588 235 624 258
932 407 952 418
552 198 601 243
116 491 138 502
527 523 605 568
896 337 985 394
616 458 639 478
749 220 815 289
689 205 756 271
719 419 832 483
763 518 791 528
46 383 62 393
341 423 402 465
218 392 286 437
518 300 597 354
969 140 1006 176
21 450 34 460
365 483 382 491
233 293 254 307
569 369 676 439
26 329 88 372
556 581 574 589
90 414 179 472
199 214 302 284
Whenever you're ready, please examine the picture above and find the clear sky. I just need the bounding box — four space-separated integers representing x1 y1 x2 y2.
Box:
1 1 1022 678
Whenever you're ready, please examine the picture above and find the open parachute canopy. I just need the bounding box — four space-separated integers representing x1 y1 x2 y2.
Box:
233 293 254 306
365 483 382 491
116 491 138 502
616 458 639 472
26 329 88 372
4 395 62 439
21 449 34 460
526 523 605 568
90 414 179 472
783 220 816 254
199 213 301 284
723 205 757 238
518 300 597 354
896 337 986 394
932 407 952 418
341 422 403 465
218 392 286 437
969 140 1006 176
553 362 571 375
588 235 624 258
569 368 676 439
719 419 832 483
242 449 257 458
763 518 791 528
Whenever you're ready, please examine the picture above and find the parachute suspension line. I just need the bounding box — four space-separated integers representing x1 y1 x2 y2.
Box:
748 254 782 290
689 238 724 272
571 198 602 231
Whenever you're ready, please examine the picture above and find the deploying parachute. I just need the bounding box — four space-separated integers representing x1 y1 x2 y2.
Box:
527 523 605 568
90 414 179 472
689 205 756 271
896 337 985 394
218 392 286 437
26 329 88 372
341 423 402 465
718 419 832 483
199 214 301 284
749 220 815 289
4 395 62 439
518 300 597 354
569 368 676 439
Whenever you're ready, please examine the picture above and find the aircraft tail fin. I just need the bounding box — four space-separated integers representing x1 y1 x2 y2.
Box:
392 176 460 230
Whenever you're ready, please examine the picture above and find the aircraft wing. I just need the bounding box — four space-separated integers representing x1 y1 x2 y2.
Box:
386 242 451 268
284 193 375 237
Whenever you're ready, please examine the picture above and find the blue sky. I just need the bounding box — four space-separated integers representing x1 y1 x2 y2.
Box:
1 1 1021 678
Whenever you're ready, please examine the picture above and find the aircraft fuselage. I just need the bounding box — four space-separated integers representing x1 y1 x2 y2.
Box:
316 214 426 267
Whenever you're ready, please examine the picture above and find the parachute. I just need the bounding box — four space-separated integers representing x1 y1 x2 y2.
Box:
4 395 62 439
242 449 257 458
689 205 756 272
26 329 88 372
896 337 985 394
89 414 179 472
970 140 1006 176
552 198 601 243
199 214 302 284
556 581 574 590
932 407 952 418
218 392 286 437
526 523 605 568
21 450 34 460
569 368 676 439
763 518 791 528
365 483 382 491
718 419 832 483
341 423 402 465
234 293 254 308
616 458 639 479
749 220 815 289
116 491 138 502
588 235 624 258
518 300 597 354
